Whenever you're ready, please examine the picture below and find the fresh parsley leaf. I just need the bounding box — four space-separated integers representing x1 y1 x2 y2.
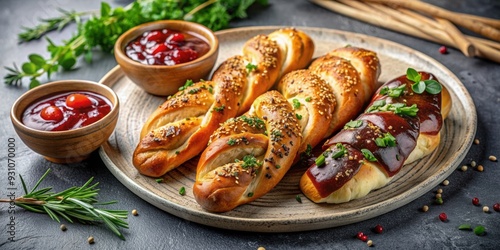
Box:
406 68 421 83
424 80 442 94
375 132 397 147
246 63 257 73
361 149 377 162
344 120 363 129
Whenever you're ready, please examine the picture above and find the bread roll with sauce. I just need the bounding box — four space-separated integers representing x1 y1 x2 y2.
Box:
133 28 314 177
300 71 452 203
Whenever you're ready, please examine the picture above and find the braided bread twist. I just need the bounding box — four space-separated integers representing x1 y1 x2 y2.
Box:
193 91 302 212
133 28 314 177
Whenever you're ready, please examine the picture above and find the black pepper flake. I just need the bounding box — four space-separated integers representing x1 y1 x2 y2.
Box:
265 173 272 179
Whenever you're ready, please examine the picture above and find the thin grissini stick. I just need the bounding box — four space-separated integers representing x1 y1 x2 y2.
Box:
300 69 452 203
362 0 500 42
193 91 302 212
133 28 314 177
311 0 500 63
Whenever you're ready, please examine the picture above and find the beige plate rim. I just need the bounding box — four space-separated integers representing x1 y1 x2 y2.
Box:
98 26 477 232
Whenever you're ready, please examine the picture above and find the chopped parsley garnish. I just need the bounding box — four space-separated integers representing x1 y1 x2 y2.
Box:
292 99 301 109
380 84 406 97
295 195 302 203
296 113 302 120
246 63 257 73
367 102 419 117
237 155 262 169
247 192 254 197
315 143 347 167
406 68 442 94
179 79 194 91
375 132 397 147
240 115 265 129
305 97 312 102
227 138 236 145
213 105 225 112
179 186 186 196
361 149 377 162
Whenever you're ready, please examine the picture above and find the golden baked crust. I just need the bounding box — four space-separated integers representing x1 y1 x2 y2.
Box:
133 28 314 177
194 91 302 212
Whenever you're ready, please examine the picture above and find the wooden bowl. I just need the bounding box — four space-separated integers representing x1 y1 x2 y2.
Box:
114 20 219 96
10 80 120 163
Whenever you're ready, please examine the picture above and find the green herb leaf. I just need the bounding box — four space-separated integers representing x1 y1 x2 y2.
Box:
295 195 302 203
380 84 406 97
458 224 472 230
246 63 257 73
412 81 426 94
227 138 236 146
375 132 397 147
292 99 301 109
424 80 442 94
179 187 186 196
29 54 46 67
361 149 377 162
406 68 421 83
344 120 363 129
22 62 37 74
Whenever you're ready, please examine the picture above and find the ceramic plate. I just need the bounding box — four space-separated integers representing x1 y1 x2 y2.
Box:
99 26 476 232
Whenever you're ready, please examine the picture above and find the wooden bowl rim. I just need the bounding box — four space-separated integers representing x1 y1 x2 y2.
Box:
114 20 219 70
10 80 120 138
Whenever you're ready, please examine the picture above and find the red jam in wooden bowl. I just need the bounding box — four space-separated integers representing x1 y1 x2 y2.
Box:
125 28 210 66
22 91 112 131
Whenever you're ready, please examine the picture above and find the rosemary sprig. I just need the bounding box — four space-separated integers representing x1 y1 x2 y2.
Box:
0 169 128 240
18 8 92 43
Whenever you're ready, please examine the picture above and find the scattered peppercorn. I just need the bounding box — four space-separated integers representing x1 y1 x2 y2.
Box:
60 224 67 231
360 235 368 242
460 165 468 172
477 165 484 172
374 224 383 234
470 161 477 167
132 209 139 216
257 247 266 250
472 197 480 206
437 189 443 194
489 155 497 162
88 236 95 244
367 240 373 247
357 232 365 240
436 193 442 199
493 203 500 212
439 46 448 54
473 139 480 145
442 180 449 186
422 205 429 212
439 212 448 222
483 206 489 213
